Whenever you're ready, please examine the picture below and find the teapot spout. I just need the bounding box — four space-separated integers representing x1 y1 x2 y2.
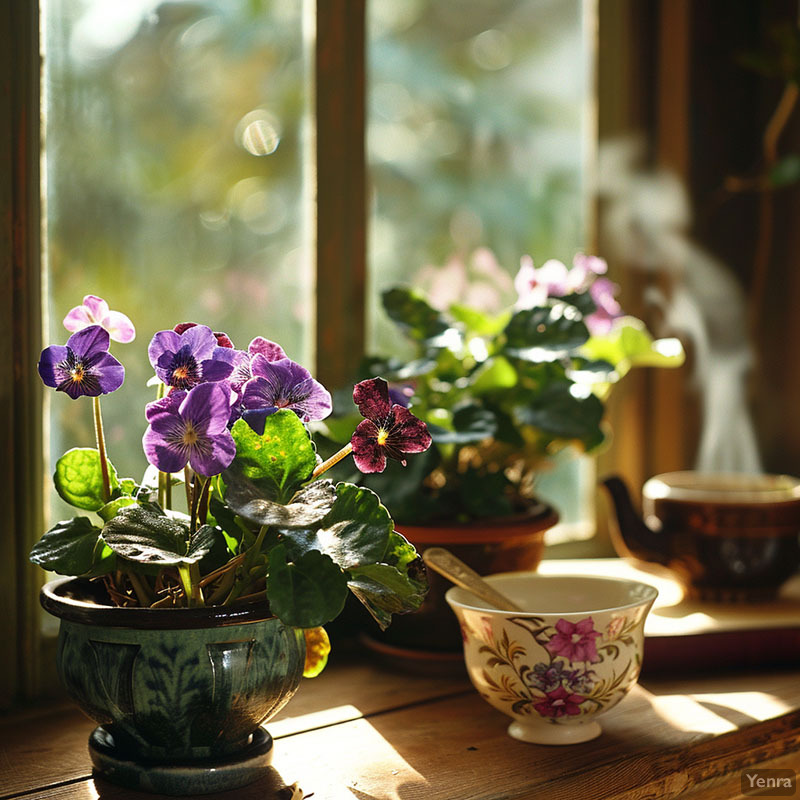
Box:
601 476 669 565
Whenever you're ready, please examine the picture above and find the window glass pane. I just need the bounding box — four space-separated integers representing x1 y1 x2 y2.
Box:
43 0 310 511
366 0 593 539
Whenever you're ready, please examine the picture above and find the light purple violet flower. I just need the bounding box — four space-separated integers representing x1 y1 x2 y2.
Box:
350 378 432 473
38 325 125 399
63 295 136 343
148 324 235 391
240 355 332 434
571 253 608 287
142 382 235 476
585 277 622 335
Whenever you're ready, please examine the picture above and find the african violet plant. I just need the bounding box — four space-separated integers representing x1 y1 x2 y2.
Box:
319 253 684 524
31 295 432 642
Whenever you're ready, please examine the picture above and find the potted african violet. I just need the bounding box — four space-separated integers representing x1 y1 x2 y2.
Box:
317 252 684 655
32 296 431 794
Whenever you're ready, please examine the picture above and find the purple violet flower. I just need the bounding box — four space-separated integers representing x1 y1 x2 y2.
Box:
142 382 235 476
38 325 125 399
240 355 332 434
148 324 235 392
388 382 414 408
229 337 288 394
350 377 432 473
63 295 136 343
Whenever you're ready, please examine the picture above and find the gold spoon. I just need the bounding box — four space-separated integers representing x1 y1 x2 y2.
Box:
422 547 524 612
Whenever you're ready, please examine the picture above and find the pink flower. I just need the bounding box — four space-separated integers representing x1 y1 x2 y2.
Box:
545 617 602 663
533 686 585 718
514 256 571 309
571 253 607 285
585 277 622 335
63 295 136 343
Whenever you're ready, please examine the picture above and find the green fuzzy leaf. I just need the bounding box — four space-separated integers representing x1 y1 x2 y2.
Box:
29 517 114 577
382 287 454 344
265 544 349 628
348 562 428 630
469 356 517 395
97 495 138 523
226 412 317 504
580 318 684 377
504 303 589 360
514 384 605 450
430 404 497 444
273 483 393 570
102 505 214 565
54 448 119 511
225 475 337 528
449 304 511 337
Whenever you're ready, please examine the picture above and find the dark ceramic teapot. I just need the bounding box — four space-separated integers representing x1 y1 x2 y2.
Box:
602 472 800 601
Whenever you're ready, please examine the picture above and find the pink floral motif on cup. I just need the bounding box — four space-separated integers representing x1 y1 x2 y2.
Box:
533 686 585 718
544 617 601 663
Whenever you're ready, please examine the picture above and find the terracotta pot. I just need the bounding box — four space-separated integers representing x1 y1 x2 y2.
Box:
41 577 305 795
366 503 559 656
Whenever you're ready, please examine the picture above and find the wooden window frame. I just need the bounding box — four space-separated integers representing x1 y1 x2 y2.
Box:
0 0 368 708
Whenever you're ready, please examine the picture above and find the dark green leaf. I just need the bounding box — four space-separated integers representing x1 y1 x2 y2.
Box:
29 517 113 576
382 287 453 343
225 475 337 528
225 412 317 504
54 448 119 511
348 562 428 630
273 483 393 570
430 405 497 444
514 384 605 449
503 303 589 360
265 544 349 628
102 505 204 565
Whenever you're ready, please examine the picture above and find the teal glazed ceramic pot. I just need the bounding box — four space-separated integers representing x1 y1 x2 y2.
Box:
41 577 305 795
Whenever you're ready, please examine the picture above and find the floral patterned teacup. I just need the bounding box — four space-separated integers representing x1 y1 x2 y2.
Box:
446 573 658 745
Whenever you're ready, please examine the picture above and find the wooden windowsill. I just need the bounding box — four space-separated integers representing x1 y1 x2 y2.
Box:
1 640 798 800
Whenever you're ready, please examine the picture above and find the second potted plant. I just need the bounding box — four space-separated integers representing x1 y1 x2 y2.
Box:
318 252 684 655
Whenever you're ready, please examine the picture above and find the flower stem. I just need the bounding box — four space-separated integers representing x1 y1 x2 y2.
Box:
311 442 353 480
92 396 112 503
127 571 154 607
225 525 269 605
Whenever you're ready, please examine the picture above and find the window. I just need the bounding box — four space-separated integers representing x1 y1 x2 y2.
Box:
4 0 600 706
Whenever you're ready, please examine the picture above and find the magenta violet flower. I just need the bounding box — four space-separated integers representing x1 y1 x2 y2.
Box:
63 295 136 344
544 617 602 663
38 325 125 399
533 686 585 718
148 324 235 391
229 337 288 394
240 355 332 434
142 381 235 476
350 377 432 473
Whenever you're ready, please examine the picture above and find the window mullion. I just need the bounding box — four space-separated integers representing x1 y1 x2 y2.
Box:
314 0 367 388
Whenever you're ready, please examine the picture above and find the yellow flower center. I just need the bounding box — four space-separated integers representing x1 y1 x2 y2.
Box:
173 366 190 381
376 428 389 446
183 423 199 447
70 365 85 383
